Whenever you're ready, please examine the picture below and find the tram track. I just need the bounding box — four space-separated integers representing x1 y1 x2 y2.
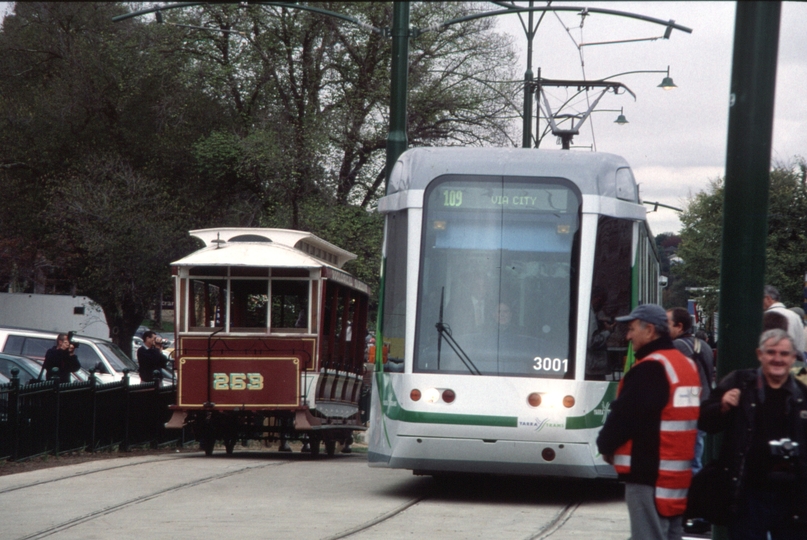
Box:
525 500 582 540
14 460 284 540
324 495 429 540
0 454 187 495
326 490 583 540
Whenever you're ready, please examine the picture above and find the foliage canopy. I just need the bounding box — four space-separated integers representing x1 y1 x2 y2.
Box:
0 2 519 348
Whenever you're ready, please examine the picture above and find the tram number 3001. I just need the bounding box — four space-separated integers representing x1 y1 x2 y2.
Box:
213 372 265 391
533 357 568 373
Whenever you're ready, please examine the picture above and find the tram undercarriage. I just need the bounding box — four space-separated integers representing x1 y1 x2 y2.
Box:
169 407 365 457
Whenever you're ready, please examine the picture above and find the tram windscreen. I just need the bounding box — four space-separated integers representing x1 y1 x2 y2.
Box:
415 176 580 378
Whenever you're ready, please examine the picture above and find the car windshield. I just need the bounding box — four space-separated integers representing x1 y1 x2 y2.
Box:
96 342 139 371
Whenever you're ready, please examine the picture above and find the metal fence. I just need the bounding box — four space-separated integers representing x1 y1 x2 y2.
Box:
0 373 184 462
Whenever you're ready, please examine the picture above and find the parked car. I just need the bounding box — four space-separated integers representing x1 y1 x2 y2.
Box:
0 352 91 385
0 327 142 384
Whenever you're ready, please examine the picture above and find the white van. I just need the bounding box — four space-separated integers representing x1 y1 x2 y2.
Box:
0 326 142 384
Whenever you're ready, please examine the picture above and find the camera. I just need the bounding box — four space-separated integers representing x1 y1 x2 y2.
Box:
769 438 799 459
66 331 80 349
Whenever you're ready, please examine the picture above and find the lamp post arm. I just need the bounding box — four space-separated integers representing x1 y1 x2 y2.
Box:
601 69 667 81
112 3 204 22
423 6 692 35
113 2 384 35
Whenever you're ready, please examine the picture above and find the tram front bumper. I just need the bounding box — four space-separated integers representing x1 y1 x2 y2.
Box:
374 435 616 479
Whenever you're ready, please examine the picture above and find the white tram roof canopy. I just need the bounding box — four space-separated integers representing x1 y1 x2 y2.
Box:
387 147 639 201
172 228 357 269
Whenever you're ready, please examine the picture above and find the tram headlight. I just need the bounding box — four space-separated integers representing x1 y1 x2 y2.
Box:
410 389 422 401
423 388 441 403
442 389 456 403
563 395 575 408
527 393 542 407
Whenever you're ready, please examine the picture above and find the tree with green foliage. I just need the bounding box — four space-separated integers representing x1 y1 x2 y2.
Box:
676 160 807 317
0 2 520 349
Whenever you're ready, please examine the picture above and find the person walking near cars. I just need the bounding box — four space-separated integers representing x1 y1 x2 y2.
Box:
699 329 807 540
137 330 168 382
597 304 701 540
42 332 81 383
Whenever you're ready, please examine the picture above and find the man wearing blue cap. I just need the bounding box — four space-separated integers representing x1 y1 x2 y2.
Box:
597 304 701 540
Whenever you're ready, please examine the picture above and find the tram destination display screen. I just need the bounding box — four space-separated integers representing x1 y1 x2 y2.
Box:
436 183 573 213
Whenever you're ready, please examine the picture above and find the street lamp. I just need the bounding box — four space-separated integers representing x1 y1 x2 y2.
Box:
614 107 629 125
534 67 678 149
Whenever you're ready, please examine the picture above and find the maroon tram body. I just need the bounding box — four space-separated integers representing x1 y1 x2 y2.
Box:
167 228 371 456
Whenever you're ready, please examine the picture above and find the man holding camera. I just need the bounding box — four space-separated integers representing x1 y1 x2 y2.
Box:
137 330 168 383
699 328 807 539
43 333 81 383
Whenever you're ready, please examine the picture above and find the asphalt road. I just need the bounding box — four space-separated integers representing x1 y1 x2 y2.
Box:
0 448 688 540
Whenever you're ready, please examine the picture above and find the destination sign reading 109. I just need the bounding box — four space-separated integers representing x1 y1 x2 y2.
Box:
437 183 572 212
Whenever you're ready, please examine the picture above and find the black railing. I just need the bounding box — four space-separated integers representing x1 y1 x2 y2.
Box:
0 372 182 462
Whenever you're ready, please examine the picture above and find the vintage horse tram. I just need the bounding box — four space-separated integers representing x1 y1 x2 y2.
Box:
167 228 370 456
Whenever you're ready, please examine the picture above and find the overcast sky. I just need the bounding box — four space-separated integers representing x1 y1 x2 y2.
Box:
495 2 807 234
2 3 805 236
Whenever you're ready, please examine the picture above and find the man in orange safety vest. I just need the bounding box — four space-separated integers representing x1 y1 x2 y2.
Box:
597 304 701 540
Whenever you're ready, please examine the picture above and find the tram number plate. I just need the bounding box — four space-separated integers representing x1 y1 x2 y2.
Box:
532 357 568 373
212 372 265 391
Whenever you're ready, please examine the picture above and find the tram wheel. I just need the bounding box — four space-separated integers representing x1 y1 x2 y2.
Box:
224 438 236 455
325 439 336 457
309 436 321 458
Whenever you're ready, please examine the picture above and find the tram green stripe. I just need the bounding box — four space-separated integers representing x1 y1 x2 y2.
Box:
377 374 616 430
387 406 518 427
376 371 517 427
564 382 618 430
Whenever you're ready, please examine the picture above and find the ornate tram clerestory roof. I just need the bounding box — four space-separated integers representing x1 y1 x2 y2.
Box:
171 227 357 270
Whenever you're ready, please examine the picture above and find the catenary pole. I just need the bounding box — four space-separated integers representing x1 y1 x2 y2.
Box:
713 4 781 537
385 2 410 188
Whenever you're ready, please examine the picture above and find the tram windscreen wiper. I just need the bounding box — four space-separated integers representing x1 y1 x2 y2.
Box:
435 287 481 375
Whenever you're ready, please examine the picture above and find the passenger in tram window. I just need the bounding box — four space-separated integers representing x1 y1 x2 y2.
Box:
597 304 700 540
493 302 515 333
445 272 493 336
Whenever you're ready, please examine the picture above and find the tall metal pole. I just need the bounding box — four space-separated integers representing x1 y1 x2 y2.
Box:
521 1 534 148
385 1 410 191
714 4 781 536
717 1 781 377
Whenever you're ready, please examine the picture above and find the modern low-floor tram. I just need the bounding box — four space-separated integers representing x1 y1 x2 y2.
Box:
167 228 370 456
368 147 661 477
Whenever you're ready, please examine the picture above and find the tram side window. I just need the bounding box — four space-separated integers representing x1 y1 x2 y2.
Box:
271 280 308 332
586 217 633 381
230 279 269 330
382 210 408 364
190 279 226 330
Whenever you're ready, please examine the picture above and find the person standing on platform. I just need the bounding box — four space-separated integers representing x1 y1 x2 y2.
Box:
598 304 701 540
699 329 807 540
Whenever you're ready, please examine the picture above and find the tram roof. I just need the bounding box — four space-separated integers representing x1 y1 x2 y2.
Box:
387 147 638 200
171 228 356 269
